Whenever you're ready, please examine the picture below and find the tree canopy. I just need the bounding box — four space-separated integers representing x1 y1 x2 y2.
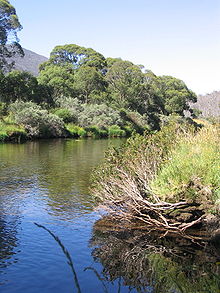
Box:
0 0 23 71
40 44 106 71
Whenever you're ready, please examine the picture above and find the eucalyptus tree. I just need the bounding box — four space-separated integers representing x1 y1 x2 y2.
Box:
153 75 197 116
38 44 107 102
0 0 23 71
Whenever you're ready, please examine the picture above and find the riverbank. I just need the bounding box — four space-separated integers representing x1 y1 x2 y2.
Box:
91 122 220 241
0 120 132 143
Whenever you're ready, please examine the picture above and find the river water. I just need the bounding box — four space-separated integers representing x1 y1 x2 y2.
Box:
0 138 131 293
0 139 220 293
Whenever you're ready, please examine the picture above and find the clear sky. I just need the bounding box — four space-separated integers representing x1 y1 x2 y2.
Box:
10 0 220 95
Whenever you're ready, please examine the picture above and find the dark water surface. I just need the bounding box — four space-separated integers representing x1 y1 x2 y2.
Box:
0 138 133 293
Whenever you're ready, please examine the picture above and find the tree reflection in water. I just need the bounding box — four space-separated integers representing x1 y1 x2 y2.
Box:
90 217 220 293
0 216 20 280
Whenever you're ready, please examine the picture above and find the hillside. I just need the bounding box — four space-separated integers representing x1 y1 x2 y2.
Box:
9 48 48 76
191 91 220 117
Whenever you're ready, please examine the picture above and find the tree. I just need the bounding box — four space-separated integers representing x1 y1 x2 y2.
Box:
40 44 106 71
38 64 75 100
106 59 153 111
74 66 107 103
0 70 39 103
154 76 197 116
0 0 23 71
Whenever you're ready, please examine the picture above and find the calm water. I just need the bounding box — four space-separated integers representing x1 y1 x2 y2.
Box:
0 138 132 293
0 139 220 293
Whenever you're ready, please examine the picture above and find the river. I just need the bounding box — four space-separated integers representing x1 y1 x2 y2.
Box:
0 139 219 293
0 138 131 293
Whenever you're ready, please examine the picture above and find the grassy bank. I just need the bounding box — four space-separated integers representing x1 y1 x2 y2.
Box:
0 120 130 143
91 122 220 235
151 126 220 203
0 120 27 142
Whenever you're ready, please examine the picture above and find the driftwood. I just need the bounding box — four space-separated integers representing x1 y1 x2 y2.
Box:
96 167 211 241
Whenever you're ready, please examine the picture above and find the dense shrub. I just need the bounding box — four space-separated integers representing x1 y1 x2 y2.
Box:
53 108 77 123
54 96 83 112
108 125 126 137
84 126 108 138
78 104 122 128
92 123 220 215
9 101 65 137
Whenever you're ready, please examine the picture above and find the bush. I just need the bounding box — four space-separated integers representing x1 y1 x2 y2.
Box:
78 104 122 128
92 122 220 221
9 101 65 138
54 96 83 112
65 124 86 138
53 108 78 123
108 125 126 137
85 126 108 138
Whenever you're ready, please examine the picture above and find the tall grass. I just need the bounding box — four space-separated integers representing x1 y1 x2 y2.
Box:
0 120 27 142
151 126 220 203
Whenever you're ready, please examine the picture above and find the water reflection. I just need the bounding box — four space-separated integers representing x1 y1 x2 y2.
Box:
0 139 124 220
90 218 220 293
0 138 125 290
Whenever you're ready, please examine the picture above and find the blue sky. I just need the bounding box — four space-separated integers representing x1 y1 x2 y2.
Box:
10 0 220 95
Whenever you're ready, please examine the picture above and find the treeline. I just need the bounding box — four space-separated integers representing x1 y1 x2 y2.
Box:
0 44 198 141
0 1 198 141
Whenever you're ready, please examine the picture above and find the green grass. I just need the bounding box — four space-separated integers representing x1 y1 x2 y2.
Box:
150 126 220 203
0 120 27 142
108 125 126 137
65 124 87 138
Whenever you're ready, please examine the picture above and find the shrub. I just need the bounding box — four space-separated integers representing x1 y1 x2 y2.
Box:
84 126 108 138
0 120 27 142
9 101 65 137
54 96 83 112
108 125 126 137
53 108 78 123
65 124 86 138
92 122 220 224
78 104 122 128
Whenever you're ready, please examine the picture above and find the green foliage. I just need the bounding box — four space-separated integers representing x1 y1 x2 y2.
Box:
41 44 106 70
53 108 77 123
0 120 27 142
78 103 122 128
91 122 189 203
84 125 108 138
154 75 197 116
0 70 40 103
65 123 86 138
0 0 23 71
105 59 146 109
151 126 220 203
119 109 149 134
108 125 126 137
9 101 65 137
38 64 75 99
74 66 107 103
0 101 7 116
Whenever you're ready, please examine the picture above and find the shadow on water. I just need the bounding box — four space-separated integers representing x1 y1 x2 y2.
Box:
88 217 220 293
0 215 20 284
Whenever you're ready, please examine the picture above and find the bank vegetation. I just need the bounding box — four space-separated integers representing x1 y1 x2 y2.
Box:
91 122 220 240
